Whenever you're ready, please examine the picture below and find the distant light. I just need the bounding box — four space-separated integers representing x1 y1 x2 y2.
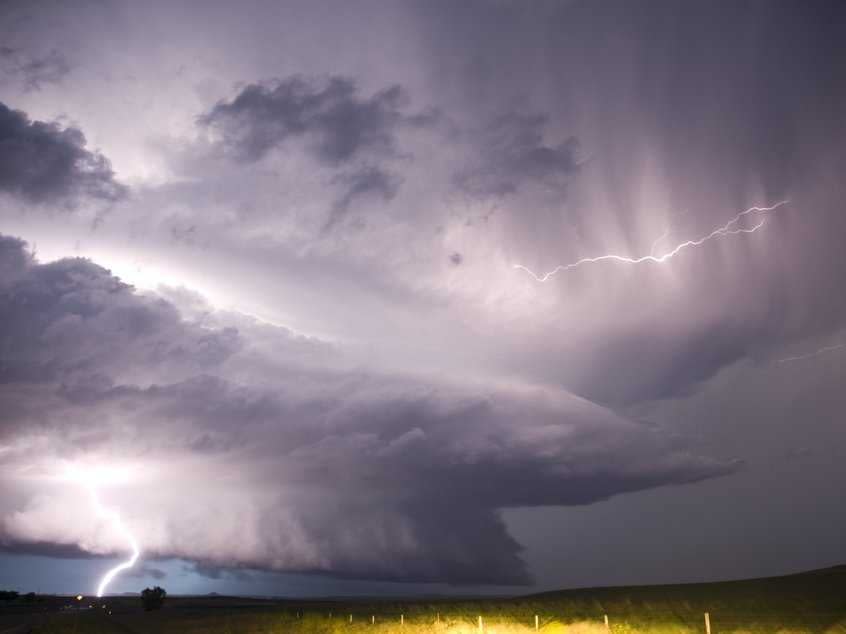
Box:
76 595 83 601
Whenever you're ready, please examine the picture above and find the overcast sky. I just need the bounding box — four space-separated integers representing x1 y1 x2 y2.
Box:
1 0 845 597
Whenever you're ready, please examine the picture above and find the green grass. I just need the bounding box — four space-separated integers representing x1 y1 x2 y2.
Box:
14 565 846 634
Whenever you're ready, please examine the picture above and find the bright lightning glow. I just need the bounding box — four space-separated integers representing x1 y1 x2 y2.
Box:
90 484 141 597
62 465 141 597
514 200 790 282
777 343 846 364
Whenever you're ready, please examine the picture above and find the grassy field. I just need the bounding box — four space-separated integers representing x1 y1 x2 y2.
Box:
3 565 844 634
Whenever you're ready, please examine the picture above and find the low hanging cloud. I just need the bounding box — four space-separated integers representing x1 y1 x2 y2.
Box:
0 234 736 585
0 101 126 204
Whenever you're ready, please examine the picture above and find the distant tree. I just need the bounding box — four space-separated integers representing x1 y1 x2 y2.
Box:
23 592 37 603
141 586 166 611
0 590 19 601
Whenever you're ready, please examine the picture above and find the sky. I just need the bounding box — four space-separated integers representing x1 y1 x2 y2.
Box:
0 0 845 597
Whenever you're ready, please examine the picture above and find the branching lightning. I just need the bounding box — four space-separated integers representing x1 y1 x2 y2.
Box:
776 343 846 364
649 227 672 256
514 200 789 282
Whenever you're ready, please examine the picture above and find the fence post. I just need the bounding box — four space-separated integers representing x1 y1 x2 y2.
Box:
401 614 404 626
437 612 440 624
705 612 711 634
535 615 539 631
604 614 610 632
349 614 353 624
478 615 484 632
372 616 375 625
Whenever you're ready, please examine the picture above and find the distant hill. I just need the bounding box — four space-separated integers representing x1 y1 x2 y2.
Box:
525 563 846 603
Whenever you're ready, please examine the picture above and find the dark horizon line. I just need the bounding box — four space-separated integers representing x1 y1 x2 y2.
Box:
14 562 844 602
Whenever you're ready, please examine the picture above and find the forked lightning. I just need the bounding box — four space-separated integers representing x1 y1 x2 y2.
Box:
514 200 789 282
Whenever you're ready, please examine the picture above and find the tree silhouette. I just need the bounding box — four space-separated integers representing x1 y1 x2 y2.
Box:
141 586 167 611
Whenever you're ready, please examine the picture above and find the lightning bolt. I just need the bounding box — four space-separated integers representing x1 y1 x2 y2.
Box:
514 200 789 282
88 483 141 597
776 343 845 364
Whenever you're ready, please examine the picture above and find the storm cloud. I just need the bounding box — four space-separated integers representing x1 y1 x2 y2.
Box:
199 77 434 164
0 102 125 204
454 112 581 199
1 0 845 594
0 235 733 584
197 76 436 226
0 46 71 91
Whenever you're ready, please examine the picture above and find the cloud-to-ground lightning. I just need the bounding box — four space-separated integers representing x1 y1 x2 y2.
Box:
89 483 141 597
776 343 846 364
514 200 789 282
63 466 141 597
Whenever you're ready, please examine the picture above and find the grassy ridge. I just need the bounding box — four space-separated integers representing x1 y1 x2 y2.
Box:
20 565 846 634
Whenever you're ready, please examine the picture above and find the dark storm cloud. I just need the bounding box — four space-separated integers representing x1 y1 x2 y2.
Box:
454 112 581 199
328 165 402 229
200 77 436 164
0 102 125 204
0 47 71 91
562 318 786 405
0 235 734 584
128 565 167 581
198 76 436 227
187 562 250 582
201 77 383 162
0 234 32 285
0 541 91 560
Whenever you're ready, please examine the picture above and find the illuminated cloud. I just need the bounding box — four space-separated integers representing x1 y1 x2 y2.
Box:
0 236 734 584
1 0 846 593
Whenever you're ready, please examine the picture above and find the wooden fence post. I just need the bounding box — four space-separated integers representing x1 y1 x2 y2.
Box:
372 615 375 625
604 614 610 632
478 615 484 632
535 615 539 631
349 614 353 624
401 614 404 626
705 612 711 634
